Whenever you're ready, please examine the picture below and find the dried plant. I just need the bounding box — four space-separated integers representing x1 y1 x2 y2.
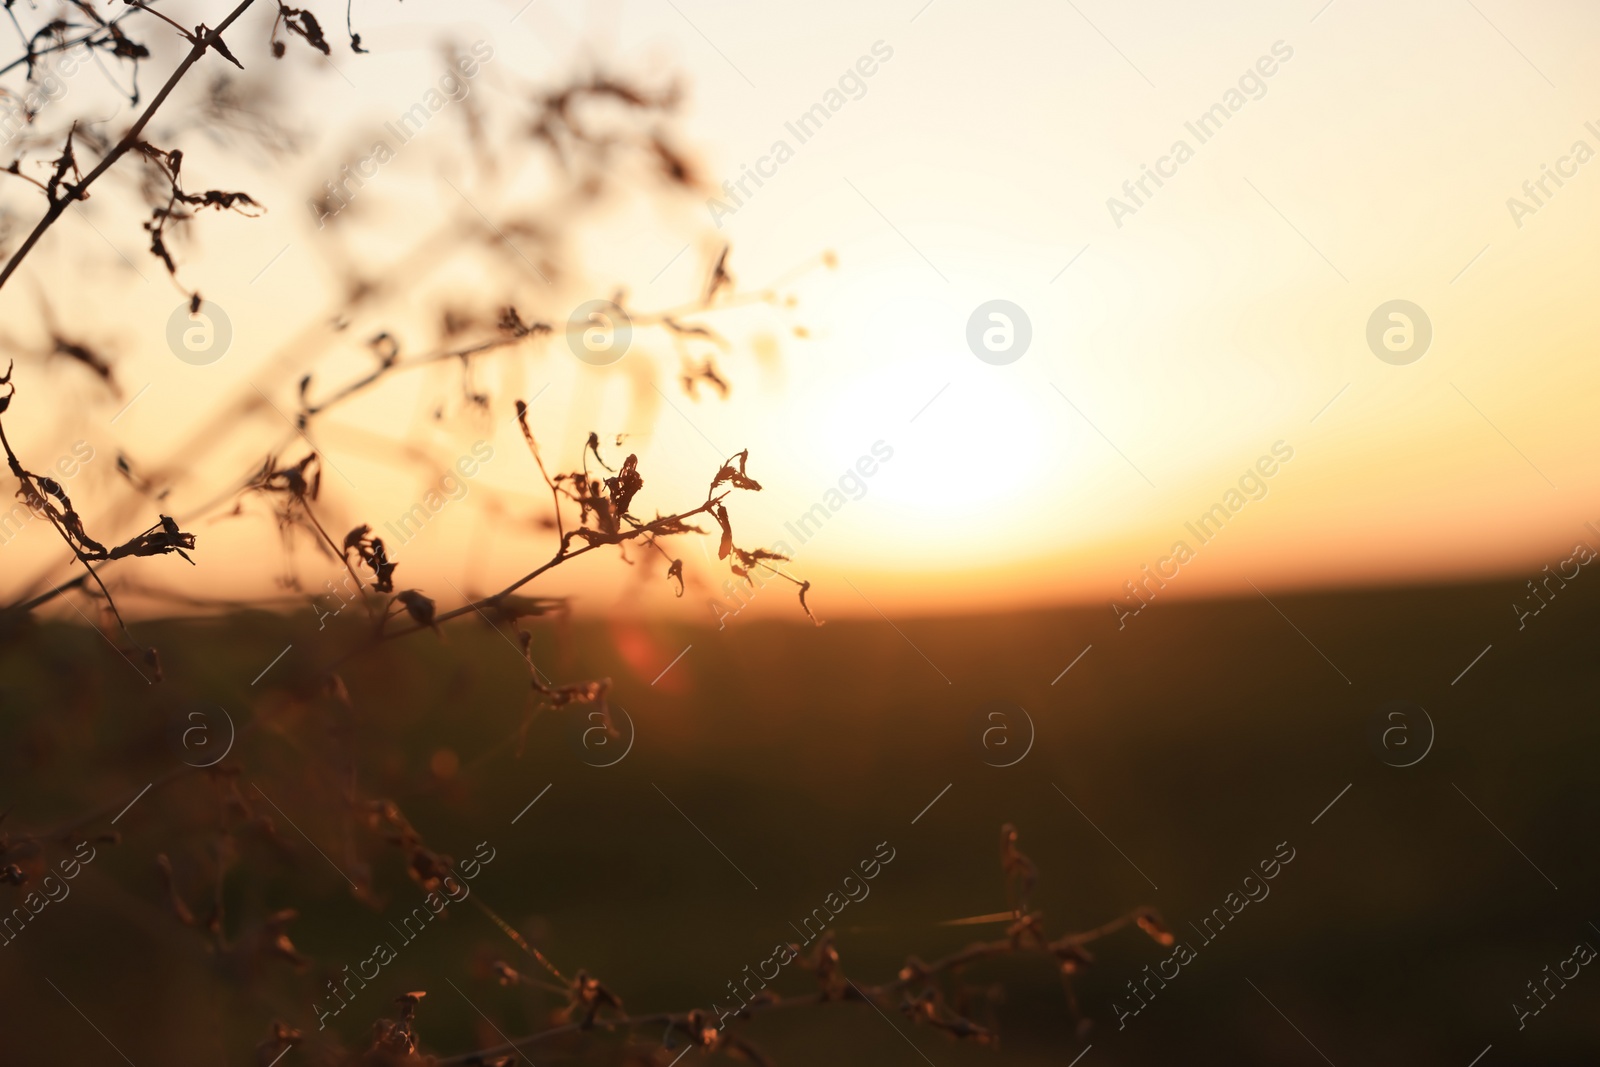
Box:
417 825 1165 1065
0 5 1153 1064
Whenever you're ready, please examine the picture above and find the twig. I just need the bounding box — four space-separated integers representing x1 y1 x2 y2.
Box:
435 908 1153 1065
0 0 263 291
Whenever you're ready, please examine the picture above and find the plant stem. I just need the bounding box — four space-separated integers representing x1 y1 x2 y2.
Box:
435 909 1149 1065
0 0 264 292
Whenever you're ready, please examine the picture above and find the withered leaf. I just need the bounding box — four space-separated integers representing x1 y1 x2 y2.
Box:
709 449 761 494
277 7 331 55
713 503 732 560
605 454 643 518
704 244 733 304
52 337 118 396
798 580 821 626
396 590 436 630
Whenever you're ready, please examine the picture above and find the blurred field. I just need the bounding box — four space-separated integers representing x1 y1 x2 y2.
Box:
1 570 1596 1065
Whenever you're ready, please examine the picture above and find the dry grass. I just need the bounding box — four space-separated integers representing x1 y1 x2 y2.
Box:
0 5 1157 1063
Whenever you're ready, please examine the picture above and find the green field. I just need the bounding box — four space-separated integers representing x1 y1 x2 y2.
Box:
1 571 1596 1065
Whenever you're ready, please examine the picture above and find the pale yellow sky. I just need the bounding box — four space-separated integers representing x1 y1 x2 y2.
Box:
2 0 1598 622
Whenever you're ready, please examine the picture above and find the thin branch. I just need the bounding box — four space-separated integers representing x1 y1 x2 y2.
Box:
0 0 262 291
435 908 1155 1066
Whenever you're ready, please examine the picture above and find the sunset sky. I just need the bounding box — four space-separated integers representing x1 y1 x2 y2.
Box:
2 0 1598 620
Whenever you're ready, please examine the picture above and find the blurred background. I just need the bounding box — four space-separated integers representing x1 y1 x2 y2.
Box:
0 0 1596 1064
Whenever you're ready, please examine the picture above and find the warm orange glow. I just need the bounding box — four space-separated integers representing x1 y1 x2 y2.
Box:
0 0 1593 632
